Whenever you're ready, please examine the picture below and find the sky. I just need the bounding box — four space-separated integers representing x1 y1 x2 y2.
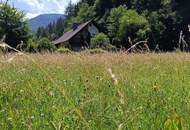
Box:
5 0 79 19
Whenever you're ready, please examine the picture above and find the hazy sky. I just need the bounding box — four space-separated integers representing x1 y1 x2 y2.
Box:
6 0 79 18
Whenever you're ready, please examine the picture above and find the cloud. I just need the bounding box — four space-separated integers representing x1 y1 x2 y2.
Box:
13 0 80 18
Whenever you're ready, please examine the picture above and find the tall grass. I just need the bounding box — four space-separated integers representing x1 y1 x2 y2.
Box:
0 52 189 129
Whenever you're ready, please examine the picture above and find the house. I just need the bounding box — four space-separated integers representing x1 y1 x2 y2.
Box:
53 20 99 51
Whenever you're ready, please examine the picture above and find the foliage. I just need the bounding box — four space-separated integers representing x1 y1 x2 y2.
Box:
75 3 96 23
0 1 31 48
62 0 190 51
107 6 127 44
36 18 66 40
56 47 72 54
26 37 56 52
119 10 150 43
91 33 110 48
104 44 117 52
65 2 96 29
37 38 56 52
26 37 39 52
88 48 105 54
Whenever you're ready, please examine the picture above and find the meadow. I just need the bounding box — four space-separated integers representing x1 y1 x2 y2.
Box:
0 52 190 130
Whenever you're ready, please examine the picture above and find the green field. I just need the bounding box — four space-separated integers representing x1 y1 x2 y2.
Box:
0 53 190 129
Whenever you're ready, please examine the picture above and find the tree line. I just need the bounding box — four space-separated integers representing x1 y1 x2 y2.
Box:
64 0 190 51
36 18 66 41
0 0 190 52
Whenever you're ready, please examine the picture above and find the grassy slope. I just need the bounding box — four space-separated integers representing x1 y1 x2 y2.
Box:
0 53 190 129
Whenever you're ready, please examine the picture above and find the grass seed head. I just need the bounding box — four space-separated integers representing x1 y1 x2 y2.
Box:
108 68 118 85
0 43 8 49
118 123 123 130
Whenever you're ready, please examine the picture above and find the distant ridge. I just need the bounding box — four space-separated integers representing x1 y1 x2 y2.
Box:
29 14 66 33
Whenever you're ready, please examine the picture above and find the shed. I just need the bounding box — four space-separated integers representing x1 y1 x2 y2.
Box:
53 20 99 51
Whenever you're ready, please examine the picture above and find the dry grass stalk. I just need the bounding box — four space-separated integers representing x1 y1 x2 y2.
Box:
126 38 149 53
118 123 123 130
108 68 118 85
178 30 188 51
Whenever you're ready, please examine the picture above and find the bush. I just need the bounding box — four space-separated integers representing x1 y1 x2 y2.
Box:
26 38 39 52
38 38 56 52
56 47 72 54
88 48 105 54
91 33 110 49
26 37 56 52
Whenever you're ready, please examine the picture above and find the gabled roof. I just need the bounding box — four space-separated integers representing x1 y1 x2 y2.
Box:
53 20 92 45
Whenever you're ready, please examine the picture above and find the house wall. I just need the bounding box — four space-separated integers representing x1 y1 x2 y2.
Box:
88 23 99 37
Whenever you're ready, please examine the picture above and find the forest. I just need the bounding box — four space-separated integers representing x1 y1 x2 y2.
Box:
0 0 190 52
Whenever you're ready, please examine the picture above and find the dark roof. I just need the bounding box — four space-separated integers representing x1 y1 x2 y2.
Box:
53 20 92 45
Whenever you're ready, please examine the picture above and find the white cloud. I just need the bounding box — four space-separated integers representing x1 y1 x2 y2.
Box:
15 0 80 18
26 12 41 19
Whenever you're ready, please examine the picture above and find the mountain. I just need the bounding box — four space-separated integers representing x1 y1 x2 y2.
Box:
29 14 67 33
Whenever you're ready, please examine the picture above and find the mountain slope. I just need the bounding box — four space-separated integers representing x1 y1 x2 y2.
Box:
29 14 66 33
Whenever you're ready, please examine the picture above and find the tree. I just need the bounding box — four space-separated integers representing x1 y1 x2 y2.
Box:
46 0 190 51
119 10 150 47
55 18 65 38
107 6 127 45
65 0 77 17
74 3 96 23
36 17 65 40
0 1 31 48
94 0 113 17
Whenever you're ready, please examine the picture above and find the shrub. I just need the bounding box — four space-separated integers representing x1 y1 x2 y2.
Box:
26 37 56 52
56 47 72 54
26 38 39 52
88 48 105 54
91 33 110 49
38 38 56 52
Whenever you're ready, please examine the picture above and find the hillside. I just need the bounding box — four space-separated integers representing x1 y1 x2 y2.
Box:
29 14 66 33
